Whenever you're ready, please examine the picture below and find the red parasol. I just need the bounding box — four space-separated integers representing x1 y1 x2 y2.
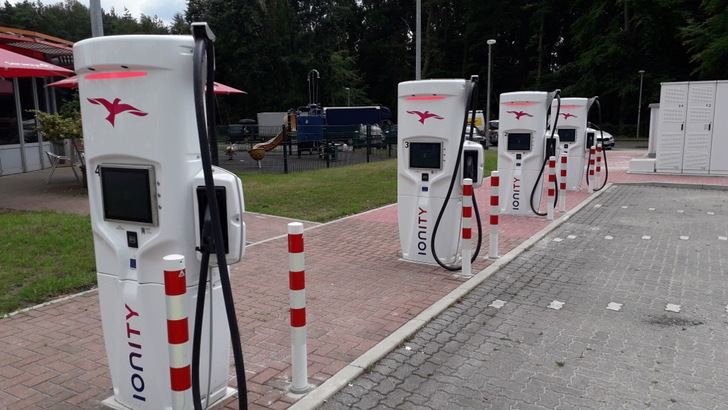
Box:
0 47 73 78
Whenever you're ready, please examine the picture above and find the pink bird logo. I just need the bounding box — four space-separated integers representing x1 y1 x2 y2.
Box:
407 110 444 124
561 113 577 120
87 98 148 126
507 111 534 120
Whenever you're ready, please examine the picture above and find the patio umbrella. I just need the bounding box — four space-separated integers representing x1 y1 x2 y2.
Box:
47 75 247 94
0 47 73 78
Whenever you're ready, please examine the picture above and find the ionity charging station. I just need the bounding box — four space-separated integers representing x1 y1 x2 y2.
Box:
397 78 484 269
550 97 592 191
75 25 247 409
497 91 560 216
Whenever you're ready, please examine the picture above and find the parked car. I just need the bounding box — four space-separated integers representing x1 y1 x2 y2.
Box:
464 124 484 143
587 124 614 149
486 120 499 146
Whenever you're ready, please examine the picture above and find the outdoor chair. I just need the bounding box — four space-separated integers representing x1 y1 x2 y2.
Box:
44 151 80 184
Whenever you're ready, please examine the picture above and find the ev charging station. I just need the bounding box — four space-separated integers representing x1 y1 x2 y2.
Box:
397 79 484 266
550 97 592 191
496 91 559 216
75 30 245 409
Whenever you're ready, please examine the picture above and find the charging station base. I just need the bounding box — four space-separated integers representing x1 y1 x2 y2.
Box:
101 387 238 409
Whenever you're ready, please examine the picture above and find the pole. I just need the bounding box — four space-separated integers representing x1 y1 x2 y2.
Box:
485 39 496 135
559 152 567 213
163 254 191 409
288 223 310 394
489 171 500 259
461 179 473 277
637 70 645 138
90 0 104 37
547 156 556 221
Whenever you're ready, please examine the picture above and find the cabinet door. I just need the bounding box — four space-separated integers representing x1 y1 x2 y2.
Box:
656 83 688 173
682 82 716 173
709 82 728 175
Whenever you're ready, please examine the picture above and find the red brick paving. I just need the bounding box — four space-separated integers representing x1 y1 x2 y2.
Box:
1 150 727 408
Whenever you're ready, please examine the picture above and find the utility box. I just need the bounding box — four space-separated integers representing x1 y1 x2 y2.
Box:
655 80 728 175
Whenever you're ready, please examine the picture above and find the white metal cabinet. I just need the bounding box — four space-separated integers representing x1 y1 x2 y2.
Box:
656 82 688 173
709 81 728 175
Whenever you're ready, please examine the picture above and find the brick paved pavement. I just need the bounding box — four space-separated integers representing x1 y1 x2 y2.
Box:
1 148 728 409
319 183 728 409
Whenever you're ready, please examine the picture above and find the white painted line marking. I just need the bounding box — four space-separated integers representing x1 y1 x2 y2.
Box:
719 236 727 241
665 304 681 313
707 212 715 215
621 206 629 209
553 238 563 242
642 235 651 240
604 235 614 240
548 301 565 310
489 300 507 309
567 235 577 239
606 302 623 311
680 236 689 240
677 210 685 213
594 204 602 208
648 208 656 211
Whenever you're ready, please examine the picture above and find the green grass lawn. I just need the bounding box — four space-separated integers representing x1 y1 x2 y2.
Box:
1 150 498 315
0 210 96 315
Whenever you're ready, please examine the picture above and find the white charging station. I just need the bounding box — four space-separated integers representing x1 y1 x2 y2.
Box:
550 97 591 191
75 34 244 409
397 79 483 265
497 91 555 216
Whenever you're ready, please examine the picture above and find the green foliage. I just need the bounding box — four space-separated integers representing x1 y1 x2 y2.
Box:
2 0 726 131
29 109 82 141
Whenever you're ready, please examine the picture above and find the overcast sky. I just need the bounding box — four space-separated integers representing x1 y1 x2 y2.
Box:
6 0 186 25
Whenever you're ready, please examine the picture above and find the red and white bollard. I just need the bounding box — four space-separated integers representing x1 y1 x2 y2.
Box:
547 156 556 221
559 152 567 213
595 144 603 189
163 254 191 409
288 222 310 394
588 146 596 194
461 178 473 276
489 171 500 259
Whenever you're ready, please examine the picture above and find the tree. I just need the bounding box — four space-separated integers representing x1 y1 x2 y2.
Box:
682 0 728 79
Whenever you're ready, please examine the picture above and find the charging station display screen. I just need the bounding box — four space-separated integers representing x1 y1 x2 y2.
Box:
558 128 576 142
409 142 442 169
507 133 532 151
99 165 158 225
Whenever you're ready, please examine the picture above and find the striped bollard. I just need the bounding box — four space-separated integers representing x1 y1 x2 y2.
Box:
489 171 500 259
461 178 473 277
163 254 191 409
595 144 603 189
588 146 596 193
559 152 567 213
288 222 310 394
547 156 556 221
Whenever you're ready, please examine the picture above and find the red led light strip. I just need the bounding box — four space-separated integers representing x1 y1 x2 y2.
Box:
85 71 148 80
506 102 537 106
406 96 446 101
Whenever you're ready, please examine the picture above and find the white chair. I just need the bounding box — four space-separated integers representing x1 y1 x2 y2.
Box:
44 151 80 184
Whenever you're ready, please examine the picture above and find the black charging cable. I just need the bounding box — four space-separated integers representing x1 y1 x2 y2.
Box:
431 76 483 271
191 23 248 410
530 90 561 216
585 97 609 191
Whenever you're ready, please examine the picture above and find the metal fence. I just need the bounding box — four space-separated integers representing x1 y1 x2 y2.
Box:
215 124 397 174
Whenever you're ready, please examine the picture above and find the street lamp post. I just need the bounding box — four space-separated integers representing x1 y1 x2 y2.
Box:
485 39 496 142
636 70 645 138
345 87 350 107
